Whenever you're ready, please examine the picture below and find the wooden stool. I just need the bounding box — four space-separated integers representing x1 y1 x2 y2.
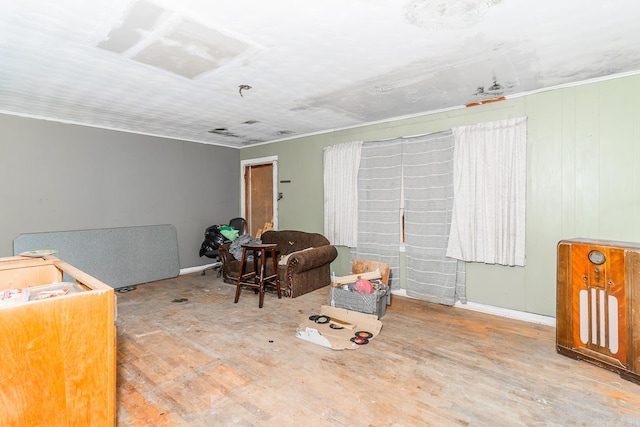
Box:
234 243 281 308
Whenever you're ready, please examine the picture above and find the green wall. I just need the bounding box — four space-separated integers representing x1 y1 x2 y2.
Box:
241 73 640 317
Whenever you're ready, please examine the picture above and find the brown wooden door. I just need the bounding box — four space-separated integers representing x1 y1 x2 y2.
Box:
244 163 274 237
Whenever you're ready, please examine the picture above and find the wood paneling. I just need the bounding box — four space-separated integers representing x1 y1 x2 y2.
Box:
241 74 640 318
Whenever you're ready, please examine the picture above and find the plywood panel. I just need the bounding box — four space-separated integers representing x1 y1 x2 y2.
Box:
0 260 61 290
351 258 390 285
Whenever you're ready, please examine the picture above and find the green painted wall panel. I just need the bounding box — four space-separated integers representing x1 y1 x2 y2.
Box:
598 79 635 238
560 87 577 237
634 77 640 238
520 90 564 315
241 73 640 317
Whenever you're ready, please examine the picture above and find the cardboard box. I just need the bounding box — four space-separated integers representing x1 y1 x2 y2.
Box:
296 305 382 350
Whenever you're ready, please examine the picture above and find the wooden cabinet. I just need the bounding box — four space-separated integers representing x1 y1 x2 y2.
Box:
0 255 116 426
557 238 640 384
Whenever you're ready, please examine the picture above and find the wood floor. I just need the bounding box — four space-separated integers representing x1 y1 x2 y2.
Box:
115 272 640 426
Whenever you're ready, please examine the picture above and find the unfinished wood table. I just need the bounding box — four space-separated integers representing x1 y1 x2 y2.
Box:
0 255 116 426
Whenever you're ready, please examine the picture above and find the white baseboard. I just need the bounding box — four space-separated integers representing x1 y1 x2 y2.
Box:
391 289 556 327
179 262 221 276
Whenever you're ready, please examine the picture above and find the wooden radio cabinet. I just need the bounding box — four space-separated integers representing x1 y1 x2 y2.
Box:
557 238 640 384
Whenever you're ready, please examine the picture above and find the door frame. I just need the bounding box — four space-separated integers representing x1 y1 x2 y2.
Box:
240 156 278 232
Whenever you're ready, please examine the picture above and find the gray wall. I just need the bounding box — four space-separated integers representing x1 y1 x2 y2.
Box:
0 114 240 269
241 73 640 317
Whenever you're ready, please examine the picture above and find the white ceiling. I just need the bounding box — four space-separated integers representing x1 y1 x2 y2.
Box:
2 0 640 148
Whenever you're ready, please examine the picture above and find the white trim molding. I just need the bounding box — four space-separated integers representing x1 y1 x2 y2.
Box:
391 289 556 327
180 262 220 276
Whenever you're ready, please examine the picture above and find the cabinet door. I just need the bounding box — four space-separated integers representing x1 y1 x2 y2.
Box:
0 291 115 426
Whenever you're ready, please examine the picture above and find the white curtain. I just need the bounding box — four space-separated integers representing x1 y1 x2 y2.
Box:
446 117 527 266
323 141 363 247
403 131 466 305
353 139 403 290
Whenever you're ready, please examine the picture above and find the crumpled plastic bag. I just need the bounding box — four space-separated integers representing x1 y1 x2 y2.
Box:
218 225 239 241
229 234 262 261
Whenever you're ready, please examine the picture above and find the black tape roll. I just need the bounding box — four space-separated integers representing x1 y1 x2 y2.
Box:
308 314 320 321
